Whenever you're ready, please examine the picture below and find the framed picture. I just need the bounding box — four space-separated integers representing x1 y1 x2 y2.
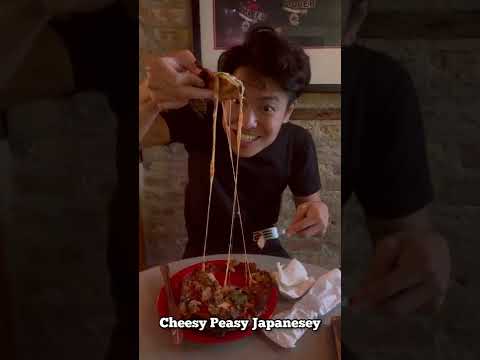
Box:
192 0 341 92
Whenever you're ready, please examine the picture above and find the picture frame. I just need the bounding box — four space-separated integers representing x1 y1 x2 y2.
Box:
191 0 341 93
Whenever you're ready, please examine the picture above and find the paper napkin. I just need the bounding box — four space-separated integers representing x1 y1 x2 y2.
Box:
273 258 316 299
264 268 341 348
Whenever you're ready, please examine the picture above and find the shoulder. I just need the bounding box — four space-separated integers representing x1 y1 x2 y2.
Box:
283 122 312 140
281 123 315 153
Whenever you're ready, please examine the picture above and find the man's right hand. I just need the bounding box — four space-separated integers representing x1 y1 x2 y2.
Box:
144 50 214 113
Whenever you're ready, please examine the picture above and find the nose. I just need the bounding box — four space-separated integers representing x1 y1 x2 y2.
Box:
242 106 257 130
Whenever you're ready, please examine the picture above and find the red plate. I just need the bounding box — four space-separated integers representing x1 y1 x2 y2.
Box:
156 259 278 344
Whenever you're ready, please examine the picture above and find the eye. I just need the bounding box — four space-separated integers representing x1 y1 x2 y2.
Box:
263 105 275 113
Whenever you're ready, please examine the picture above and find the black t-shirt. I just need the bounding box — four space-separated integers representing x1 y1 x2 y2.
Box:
162 104 321 257
342 44 433 218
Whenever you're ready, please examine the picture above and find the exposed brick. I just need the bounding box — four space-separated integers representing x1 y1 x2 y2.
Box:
151 8 189 27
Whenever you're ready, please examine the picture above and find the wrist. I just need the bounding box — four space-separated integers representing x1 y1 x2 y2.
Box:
300 199 324 207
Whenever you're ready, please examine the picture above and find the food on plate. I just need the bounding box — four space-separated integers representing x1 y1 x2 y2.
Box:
178 261 275 330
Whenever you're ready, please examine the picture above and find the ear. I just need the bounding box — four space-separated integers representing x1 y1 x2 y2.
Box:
283 101 296 123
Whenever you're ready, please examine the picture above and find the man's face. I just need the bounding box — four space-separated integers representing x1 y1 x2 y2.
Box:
222 66 293 158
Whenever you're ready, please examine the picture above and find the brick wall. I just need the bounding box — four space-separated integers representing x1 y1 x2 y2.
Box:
139 0 341 268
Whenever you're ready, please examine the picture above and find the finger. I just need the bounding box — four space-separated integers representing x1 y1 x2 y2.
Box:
176 86 214 100
296 224 323 238
160 50 202 76
318 212 329 236
355 267 425 309
290 203 309 227
200 68 216 87
147 57 179 87
178 71 206 89
321 222 328 236
149 74 212 102
379 283 434 315
320 212 329 231
288 217 318 237
172 50 201 74
157 100 189 112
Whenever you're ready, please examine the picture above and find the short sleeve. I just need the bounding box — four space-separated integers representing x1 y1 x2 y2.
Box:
288 127 321 197
355 62 434 219
161 103 212 150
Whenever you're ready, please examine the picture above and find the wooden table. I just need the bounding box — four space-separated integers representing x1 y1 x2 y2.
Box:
139 254 341 360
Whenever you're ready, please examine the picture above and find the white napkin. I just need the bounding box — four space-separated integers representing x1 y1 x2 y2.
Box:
264 268 341 348
273 259 316 299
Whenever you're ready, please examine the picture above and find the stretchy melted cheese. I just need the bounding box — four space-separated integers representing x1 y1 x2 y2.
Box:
201 72 252 284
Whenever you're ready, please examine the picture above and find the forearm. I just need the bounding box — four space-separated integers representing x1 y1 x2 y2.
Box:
293 192 322 207
142 114 171 148
139 80 170 145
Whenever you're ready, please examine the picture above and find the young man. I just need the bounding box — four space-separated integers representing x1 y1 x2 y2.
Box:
140 27 329 259
342 0 450 316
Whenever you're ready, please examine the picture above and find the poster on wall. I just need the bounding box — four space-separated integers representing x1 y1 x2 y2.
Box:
192 0 341 91
213 0 341 49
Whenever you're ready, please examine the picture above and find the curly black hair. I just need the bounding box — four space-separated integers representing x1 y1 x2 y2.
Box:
218 26 311 104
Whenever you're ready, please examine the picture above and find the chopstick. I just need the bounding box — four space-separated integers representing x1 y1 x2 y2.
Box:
160 264 183 345
331 316 341 360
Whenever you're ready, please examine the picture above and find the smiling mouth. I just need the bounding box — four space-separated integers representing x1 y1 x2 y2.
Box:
232 130 260 144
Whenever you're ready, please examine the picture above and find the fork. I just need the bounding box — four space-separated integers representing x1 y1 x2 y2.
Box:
253 226 286 243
